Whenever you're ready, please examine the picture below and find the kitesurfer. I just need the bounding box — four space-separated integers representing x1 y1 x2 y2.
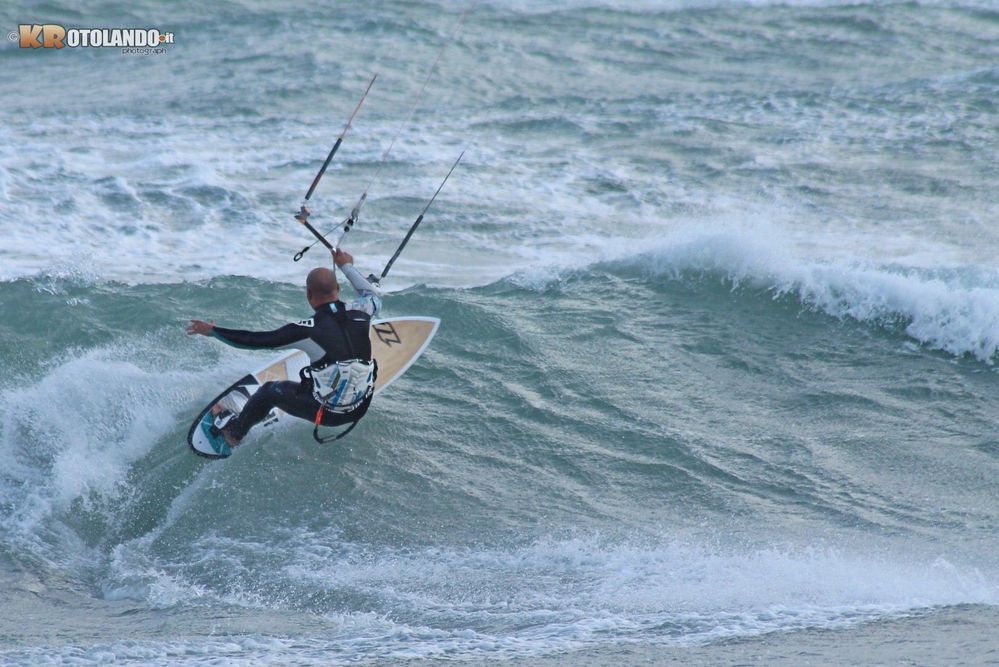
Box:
187 246 381 449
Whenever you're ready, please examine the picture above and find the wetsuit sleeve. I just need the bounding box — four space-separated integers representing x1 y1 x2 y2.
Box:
340 263 382 318
211 322 311 350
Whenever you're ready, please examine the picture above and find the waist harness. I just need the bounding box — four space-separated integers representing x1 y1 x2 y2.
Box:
308 358 375 412
300 301 376 443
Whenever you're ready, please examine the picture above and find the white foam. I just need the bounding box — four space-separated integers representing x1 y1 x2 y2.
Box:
0 335 247 564
503 210 999 363
635 220 999 362
2 96 993 298
86 531 999 663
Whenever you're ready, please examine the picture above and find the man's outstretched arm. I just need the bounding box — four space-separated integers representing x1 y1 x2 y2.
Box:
187 319 311 349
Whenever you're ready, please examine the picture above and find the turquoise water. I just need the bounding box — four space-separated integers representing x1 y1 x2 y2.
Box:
1 1 998 664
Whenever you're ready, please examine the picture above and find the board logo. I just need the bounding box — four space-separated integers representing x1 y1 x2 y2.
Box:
373 322 402 347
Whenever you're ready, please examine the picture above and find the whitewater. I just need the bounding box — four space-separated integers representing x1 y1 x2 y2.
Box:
1 0 998 664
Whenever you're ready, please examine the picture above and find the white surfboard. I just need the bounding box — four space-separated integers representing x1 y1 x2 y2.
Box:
187 316 439 458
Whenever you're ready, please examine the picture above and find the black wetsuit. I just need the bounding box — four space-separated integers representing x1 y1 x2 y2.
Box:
211 264 382 441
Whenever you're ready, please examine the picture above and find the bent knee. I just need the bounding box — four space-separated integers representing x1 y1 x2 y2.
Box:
258 380 283 397
260 380 298 397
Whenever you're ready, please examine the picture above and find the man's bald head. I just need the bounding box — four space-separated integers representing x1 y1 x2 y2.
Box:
306 267 339 305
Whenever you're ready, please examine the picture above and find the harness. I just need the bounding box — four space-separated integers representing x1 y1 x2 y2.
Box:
300 301 377 443
309 359 375 411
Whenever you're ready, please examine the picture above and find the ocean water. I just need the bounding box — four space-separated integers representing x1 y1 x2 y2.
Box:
1 0 998 664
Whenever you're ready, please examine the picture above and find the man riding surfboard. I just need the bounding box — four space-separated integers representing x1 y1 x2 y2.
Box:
187 247 381 451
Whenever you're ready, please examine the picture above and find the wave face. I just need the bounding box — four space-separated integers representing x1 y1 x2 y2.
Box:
1 0 998 664
2 272 999 663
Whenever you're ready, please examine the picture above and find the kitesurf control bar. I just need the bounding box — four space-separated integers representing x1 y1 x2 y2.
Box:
293 73 378 260
373 150 465 283
296 215 334 252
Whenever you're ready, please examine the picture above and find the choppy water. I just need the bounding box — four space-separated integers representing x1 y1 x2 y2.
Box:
1 0 998 664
